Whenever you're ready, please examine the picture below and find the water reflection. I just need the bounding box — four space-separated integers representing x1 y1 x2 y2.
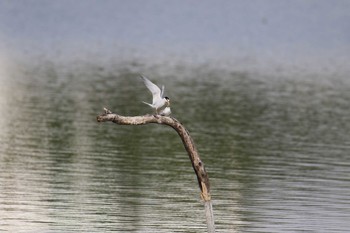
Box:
0 61 349 232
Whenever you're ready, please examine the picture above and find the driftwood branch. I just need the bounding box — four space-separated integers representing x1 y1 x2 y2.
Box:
97 108 215 232
97 108 211 200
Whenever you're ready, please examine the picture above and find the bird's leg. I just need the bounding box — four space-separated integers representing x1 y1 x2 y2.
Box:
154 111 160 118
154 108 159 117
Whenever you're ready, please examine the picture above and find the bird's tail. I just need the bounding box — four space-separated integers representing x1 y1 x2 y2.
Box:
142 101 153 107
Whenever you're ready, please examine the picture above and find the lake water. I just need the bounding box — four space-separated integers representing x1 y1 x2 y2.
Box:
0 60 349 232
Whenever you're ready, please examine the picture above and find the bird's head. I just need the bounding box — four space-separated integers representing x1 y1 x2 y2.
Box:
164 96 170 106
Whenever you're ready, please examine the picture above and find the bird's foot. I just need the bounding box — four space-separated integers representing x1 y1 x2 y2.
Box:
154 111 159 117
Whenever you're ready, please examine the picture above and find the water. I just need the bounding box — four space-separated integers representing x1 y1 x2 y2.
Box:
0 61 349 232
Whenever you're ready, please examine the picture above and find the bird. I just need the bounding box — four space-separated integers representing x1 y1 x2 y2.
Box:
140 75 171 115
159 107 172 116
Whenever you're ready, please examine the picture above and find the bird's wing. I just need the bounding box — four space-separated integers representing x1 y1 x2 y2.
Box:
140 75 161 100
142 101 153 107
161 85 165 98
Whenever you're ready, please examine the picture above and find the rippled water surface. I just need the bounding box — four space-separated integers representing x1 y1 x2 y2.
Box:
0 62 349 232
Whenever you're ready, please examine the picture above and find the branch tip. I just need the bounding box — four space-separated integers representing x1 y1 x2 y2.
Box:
103 107 112 114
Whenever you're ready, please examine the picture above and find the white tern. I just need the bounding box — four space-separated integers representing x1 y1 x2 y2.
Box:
140 75 171 115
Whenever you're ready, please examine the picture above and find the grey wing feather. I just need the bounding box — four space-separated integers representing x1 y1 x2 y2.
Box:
142 101 153 107
161 85 165 98
140 75 161 97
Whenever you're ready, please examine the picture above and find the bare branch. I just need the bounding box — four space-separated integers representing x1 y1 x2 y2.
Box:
97 108 211 201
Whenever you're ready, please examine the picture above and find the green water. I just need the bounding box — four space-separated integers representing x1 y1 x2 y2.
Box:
0 61 349 232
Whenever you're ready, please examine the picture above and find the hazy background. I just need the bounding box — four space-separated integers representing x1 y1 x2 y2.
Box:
1 0 350 75
1 1 350 232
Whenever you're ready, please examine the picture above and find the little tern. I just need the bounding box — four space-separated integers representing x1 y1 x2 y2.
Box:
160 107 171 116
140 75 171 115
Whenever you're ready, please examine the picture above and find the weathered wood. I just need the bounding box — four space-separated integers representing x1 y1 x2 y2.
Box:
97 108 211 201
97 108 215 232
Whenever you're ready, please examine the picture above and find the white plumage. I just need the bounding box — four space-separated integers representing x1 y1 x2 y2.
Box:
159 107 171 116
140 75 171 115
